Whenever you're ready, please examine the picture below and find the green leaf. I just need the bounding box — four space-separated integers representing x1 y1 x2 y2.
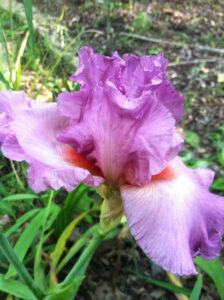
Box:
51 207 99 268
59 232 103 289
185 91 193 111
0 181 8 196
129 271 191 296
179 149 193 164
217 149 224 167
211 178 224 191
45 276 84 300
5 208 41 237
34 191 55 291
189 274 203 300
6 208 46 278
195 257 224 300
0 70 10 89
23 0 36 58
2 193 38 201
54 185 88 237
0 274 37 300
148 48 161 55
0 247 7 266
56 224 99 274
0 232 44 299
0 19 11 78
191 157 213 169
0 202 15 217
45 203 61 231
185 130 200 149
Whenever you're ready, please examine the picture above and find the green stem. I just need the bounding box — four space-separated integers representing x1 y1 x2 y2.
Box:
34 190 54 286
0 229 45 300
60 231 104 287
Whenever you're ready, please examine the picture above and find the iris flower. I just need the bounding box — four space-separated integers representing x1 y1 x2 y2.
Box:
0 47 224 276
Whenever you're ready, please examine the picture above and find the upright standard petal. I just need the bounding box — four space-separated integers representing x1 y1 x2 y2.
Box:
58 47 184 186
69 46 122 88
121 157 224 275
58 46 122 123
58 84 176 186
0 91 104 192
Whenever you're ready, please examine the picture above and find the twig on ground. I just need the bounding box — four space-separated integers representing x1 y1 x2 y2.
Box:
119 32 224 54
168 58 220 67
83 29 104 36
10 160 25 191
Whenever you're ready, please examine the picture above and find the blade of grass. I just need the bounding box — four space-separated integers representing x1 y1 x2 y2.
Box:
10 160 25 191
12 30 29 88
58 226 121 293
15 61 21 90
129 271 191 296
56 225 121 275
0 274 37 300
16 31 30 70
54 184 92 237
5 208 41 237
56 224 99 274
6 207 51 278
195 257 224 300
23 0 35 58
0 70 11 89
59 230 104 288
33 31 84 99
45 204 61 231
2 193 38 201
0 229 44 299
0 19 12 82
0 202 15 217
45 276 84 300
51 206 101 268
189 274 203 300
0 181 8 196
21 55 33 73
9 0 14 45
131 236 139 272
34 191 54 290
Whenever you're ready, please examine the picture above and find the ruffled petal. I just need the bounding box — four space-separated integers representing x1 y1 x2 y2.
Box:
1 135 27 161
165 132 185 161
57 47 123 129
156 79 185 124
193 168 215 189
58 48 184 186
27 160 103 193
0 91 104 192
125 100 176 185
106 52 184 123
69 46 122 88
58 84 176 186
57 91 85 121
121 157 224 275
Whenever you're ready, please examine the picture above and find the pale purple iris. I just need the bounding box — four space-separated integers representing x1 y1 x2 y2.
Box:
0 47 224 276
